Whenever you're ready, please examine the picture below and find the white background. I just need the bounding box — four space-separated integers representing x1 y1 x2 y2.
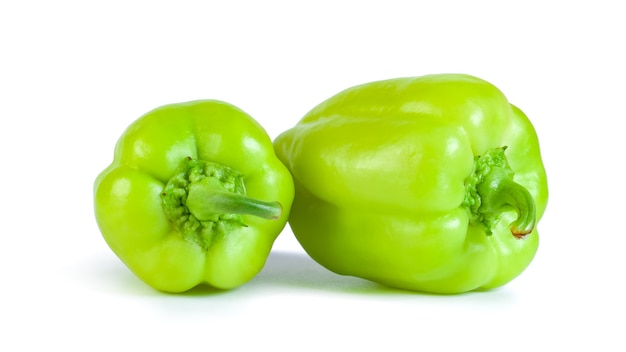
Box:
2 1 625 350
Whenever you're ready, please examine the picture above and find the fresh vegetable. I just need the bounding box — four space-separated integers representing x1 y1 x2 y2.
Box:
94 100 294 292
274 74 548 294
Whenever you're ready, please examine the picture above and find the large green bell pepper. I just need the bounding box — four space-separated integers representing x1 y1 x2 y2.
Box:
274 74 548 294
94 100 294 292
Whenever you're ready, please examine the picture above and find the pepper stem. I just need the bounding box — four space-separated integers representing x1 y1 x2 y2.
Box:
160 157 282 250
476 167 536 239
464 147 537 239
186 178 282 221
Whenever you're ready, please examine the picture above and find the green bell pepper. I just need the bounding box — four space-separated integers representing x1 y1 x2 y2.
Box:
94 100 294 292
274 74 548 294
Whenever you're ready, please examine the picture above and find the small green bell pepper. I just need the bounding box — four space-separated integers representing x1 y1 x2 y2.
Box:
274 74 548 294
94 100 294 292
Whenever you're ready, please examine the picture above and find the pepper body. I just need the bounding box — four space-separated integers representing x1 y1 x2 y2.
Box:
94 100 294 292
274 74 548 294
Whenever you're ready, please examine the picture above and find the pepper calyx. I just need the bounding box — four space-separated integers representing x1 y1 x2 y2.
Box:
161 157 282 249
463 147 536 239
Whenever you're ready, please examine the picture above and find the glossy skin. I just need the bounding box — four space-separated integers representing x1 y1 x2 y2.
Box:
94 100 294 292
274 74 548 294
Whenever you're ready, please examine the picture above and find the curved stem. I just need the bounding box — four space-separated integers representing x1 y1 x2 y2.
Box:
186 181 282 221
477 168 536 239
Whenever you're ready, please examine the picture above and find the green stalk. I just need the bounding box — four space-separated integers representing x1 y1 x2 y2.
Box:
464 147 537 239
160 157 282 249
476 167 536 239
186 181 282 221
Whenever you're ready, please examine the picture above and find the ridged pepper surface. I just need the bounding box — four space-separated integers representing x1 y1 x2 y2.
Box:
274 74 548 294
